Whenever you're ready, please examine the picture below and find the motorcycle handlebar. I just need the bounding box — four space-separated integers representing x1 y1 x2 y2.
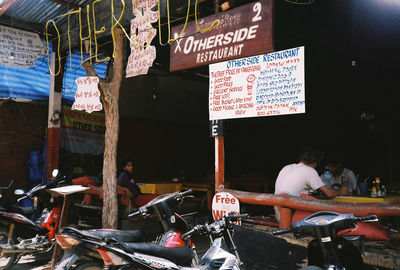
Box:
0 179 15 192
17 195 27 202
180 189 193 197
226 213 249 221
182 224 206 240
128 207 147 218
128 210 140 218
354 215 378 222
272 228 293 236
181 228 196 240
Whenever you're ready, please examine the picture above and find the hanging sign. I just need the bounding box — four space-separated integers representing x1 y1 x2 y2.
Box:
170 0 273 72
61 106 105 155
72 77 103 113
0 25 44 68
125 0 158 77
212 192 241 224
209 46 305 120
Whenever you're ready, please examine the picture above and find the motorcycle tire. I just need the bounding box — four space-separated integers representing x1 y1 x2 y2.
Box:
0 227 18 270
74 261 103 270
299 267 323 270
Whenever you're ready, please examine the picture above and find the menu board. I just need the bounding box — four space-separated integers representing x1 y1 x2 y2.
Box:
0 25 44 68
209 46 305 120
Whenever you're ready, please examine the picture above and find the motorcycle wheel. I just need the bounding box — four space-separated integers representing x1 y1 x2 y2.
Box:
0 228 18 270
74 261 103 270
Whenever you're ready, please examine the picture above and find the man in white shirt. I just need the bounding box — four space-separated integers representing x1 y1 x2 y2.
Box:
274 147 348 221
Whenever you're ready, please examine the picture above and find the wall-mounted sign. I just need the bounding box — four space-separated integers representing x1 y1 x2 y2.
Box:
170 0 273 72
0 25 44 68
72 77 103 113
209 46 305 120
61 106 105 155
212 192 241 225
125 0 158 78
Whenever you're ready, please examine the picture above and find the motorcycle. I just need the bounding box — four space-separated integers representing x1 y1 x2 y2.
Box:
61 213 247 270
272 211 378 270
0 169 67 269
56 189 198 269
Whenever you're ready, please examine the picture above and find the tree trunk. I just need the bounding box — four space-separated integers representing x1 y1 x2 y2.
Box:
83 28 124 229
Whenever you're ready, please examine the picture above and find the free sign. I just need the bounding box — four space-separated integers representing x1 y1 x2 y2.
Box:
212 192 241 225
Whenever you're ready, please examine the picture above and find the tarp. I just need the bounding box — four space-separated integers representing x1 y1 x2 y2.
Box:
0 47 50 101
0 47 108 102
62 52 108 101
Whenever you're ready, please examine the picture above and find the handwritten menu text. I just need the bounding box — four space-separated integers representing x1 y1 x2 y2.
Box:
209 46 305 120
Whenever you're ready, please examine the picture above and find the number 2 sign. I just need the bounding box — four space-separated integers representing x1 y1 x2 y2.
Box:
170 0 274 71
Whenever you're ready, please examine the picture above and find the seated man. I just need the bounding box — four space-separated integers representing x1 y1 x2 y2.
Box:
274 146 347 222
118 158 158 208
325 154 357 195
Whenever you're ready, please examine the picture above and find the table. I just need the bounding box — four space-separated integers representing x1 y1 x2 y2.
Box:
332 195 400 203
182 183 213 210
137 182 182 194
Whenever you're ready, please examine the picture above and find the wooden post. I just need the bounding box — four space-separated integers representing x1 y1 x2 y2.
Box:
49 194 71 269
215 136 225 191
46 52 62 180
279 207 292 229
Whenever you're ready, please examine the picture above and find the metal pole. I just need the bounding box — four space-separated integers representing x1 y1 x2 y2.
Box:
46 52 62 180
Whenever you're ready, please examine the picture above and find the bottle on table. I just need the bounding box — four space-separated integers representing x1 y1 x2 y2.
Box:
322 165 331 186
381 184 386 197
375 177 382 197
371 180 377 197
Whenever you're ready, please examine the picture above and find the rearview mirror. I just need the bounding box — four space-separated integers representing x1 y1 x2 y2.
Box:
14 189 25 196
52 169 59 178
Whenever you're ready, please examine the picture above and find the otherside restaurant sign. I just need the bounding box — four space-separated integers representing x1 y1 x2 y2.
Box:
170 0 273 72
61 106 105 155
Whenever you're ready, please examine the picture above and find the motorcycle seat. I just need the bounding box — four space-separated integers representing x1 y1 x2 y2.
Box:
125 242 194 266
5 205 34 216
79 229 145 243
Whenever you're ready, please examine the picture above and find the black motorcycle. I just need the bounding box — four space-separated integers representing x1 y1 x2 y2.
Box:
273 211 378 270
58 213 248 270
55 189 198 270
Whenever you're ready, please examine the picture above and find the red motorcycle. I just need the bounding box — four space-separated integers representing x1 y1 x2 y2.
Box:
0 169 66 269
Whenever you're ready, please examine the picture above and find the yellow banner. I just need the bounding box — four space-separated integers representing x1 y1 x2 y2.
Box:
62 106 105 133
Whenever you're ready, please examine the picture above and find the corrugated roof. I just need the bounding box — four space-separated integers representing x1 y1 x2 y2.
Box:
1 0 91 31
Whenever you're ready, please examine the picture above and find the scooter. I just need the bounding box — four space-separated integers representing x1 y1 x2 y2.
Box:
272 211 378 270
63 213 247 270
0 169 67 269
55 189 198 269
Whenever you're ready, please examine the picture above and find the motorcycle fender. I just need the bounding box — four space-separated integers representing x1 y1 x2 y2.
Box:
55 250 81 270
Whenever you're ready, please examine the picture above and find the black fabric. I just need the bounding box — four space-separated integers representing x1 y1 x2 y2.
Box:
81 229 145 243
308 237 363 270
233 225 307 270
8 205 34 216
125 242 194 266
